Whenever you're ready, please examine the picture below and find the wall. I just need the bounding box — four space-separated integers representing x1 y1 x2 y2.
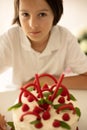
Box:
59 0 87 35
0 0 14 34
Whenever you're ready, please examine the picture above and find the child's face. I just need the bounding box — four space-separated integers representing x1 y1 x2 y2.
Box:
19 0 54 44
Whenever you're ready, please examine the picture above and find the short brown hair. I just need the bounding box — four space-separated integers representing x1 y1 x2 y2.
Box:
12 0 63 25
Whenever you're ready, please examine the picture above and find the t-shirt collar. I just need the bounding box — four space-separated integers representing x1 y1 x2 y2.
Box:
21 26 61 55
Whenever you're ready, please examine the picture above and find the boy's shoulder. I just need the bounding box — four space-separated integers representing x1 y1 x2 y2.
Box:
53 25 76 42
53 25 73 36
0 24 24 39
6 24 21 33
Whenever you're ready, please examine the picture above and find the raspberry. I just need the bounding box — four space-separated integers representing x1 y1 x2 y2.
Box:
35 122 43 128
58 96 65 104
27 95 34 102
42 84 49 90
22 104 29 112
48 95 52 101
42 111 50 120
40 103 49 110
61 89 67 96
53 119 60 127
62 113 70 121
24 92 29 97
33 106 42 113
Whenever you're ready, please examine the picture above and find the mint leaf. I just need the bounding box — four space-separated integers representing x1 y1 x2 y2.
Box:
53 104 63 109
45 99 52 105
75 107 81 117
38 98 45 105
43 92 51 98
30 119 40 125
38 98 52 105
8 103 22 111
60 121 71 129
70 94 76 101
27 87 34 91
7 121 15 130
57 88 63 96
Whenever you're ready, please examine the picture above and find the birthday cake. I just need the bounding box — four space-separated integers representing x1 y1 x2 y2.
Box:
10 73 81 130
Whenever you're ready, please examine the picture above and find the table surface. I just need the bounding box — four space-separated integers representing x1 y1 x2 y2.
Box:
0 89 87 130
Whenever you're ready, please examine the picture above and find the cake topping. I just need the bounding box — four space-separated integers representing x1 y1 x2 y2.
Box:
62 113 70 121
56 103 75 114
58 96 65 104
42 110 51 120
22 104 30 112
35 121 43 128
53 119 60 127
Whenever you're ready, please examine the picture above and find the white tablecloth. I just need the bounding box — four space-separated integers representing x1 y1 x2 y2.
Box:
0 89 87 130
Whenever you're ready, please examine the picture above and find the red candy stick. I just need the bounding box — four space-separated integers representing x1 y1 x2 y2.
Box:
51 74 64 101
19 87 38 103
35 74 43 98
56 104 75 114
19 83 38 103
20 111 41 121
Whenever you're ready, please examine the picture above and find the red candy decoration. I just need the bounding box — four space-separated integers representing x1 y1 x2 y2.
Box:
51 74 64 101
56 103 75 114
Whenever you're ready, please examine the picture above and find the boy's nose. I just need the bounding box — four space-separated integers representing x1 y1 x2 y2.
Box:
29 17 38 28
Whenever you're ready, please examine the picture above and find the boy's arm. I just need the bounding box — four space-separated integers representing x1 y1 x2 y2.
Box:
23 73 87 90
62 72 87 90
39 73 87 90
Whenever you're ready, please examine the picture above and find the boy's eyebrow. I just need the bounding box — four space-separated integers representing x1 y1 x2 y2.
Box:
19 9 49 12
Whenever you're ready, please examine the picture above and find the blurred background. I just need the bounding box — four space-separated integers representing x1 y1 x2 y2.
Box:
0 0 87 89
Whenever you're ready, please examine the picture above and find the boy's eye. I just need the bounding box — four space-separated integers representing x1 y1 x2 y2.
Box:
39 13 47 17
21 13 29 17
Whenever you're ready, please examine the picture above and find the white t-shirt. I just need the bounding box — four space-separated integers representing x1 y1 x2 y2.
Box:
0 24 87 86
